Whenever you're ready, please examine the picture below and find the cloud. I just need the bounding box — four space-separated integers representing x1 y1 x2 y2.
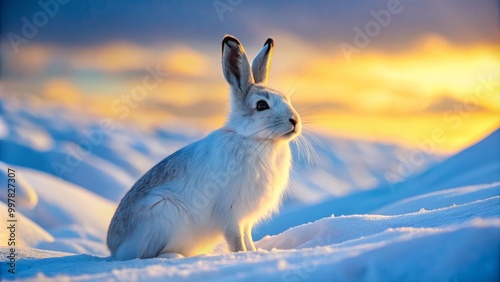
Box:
70 42 153 72
160 47 210 78
424 95 491 113
3 44 53 74
147 81 226 107
42 78 83 104
4 34 499 115
282 34 500 114
64 43 214 80
146 99 225 118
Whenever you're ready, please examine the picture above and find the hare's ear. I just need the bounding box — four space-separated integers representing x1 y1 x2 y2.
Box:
222 35 253 99
252 38 274 85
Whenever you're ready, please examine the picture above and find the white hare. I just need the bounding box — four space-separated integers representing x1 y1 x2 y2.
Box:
106 35 301 260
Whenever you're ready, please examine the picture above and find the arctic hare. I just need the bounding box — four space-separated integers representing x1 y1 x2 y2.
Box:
107 35 301 260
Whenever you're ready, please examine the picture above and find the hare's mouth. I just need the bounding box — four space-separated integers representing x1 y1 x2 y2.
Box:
283 129 297 138
282 123 301 139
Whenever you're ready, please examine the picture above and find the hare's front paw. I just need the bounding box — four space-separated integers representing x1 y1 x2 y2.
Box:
157 252 184 259
224 222 246 252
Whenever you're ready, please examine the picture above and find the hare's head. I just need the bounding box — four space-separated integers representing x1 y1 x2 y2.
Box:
222 35 301 142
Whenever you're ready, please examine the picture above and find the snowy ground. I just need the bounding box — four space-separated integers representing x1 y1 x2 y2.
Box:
0 95 499 281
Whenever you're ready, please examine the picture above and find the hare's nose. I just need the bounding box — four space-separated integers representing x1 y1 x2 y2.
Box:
289 118 297 126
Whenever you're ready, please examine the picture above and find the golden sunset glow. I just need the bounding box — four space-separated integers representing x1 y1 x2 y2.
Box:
3 34 498 154
43 78 83 104
269 35 500 153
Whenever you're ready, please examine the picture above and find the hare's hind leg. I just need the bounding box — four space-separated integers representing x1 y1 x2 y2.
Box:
114 194 184 260
114 217 170 260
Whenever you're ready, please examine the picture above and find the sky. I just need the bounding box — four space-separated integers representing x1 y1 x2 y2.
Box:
1 0 499 153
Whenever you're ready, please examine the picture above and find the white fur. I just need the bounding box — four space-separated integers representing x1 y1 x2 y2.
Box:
107 35 301 260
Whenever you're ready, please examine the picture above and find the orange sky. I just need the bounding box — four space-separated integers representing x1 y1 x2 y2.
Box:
2 34 499 154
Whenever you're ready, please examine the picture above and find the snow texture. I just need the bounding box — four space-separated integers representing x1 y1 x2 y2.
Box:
0 95 498 281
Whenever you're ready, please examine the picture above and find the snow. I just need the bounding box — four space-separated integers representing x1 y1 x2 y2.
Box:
0 162 38 209
0 95 498 281
11 167 116 256
3 217 499 281
0 201 54 248
255 129 500 238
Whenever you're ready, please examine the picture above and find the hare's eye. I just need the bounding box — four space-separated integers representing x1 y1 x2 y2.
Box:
256 100 269 111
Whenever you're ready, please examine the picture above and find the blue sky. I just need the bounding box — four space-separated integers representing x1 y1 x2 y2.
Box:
2 0 498 49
